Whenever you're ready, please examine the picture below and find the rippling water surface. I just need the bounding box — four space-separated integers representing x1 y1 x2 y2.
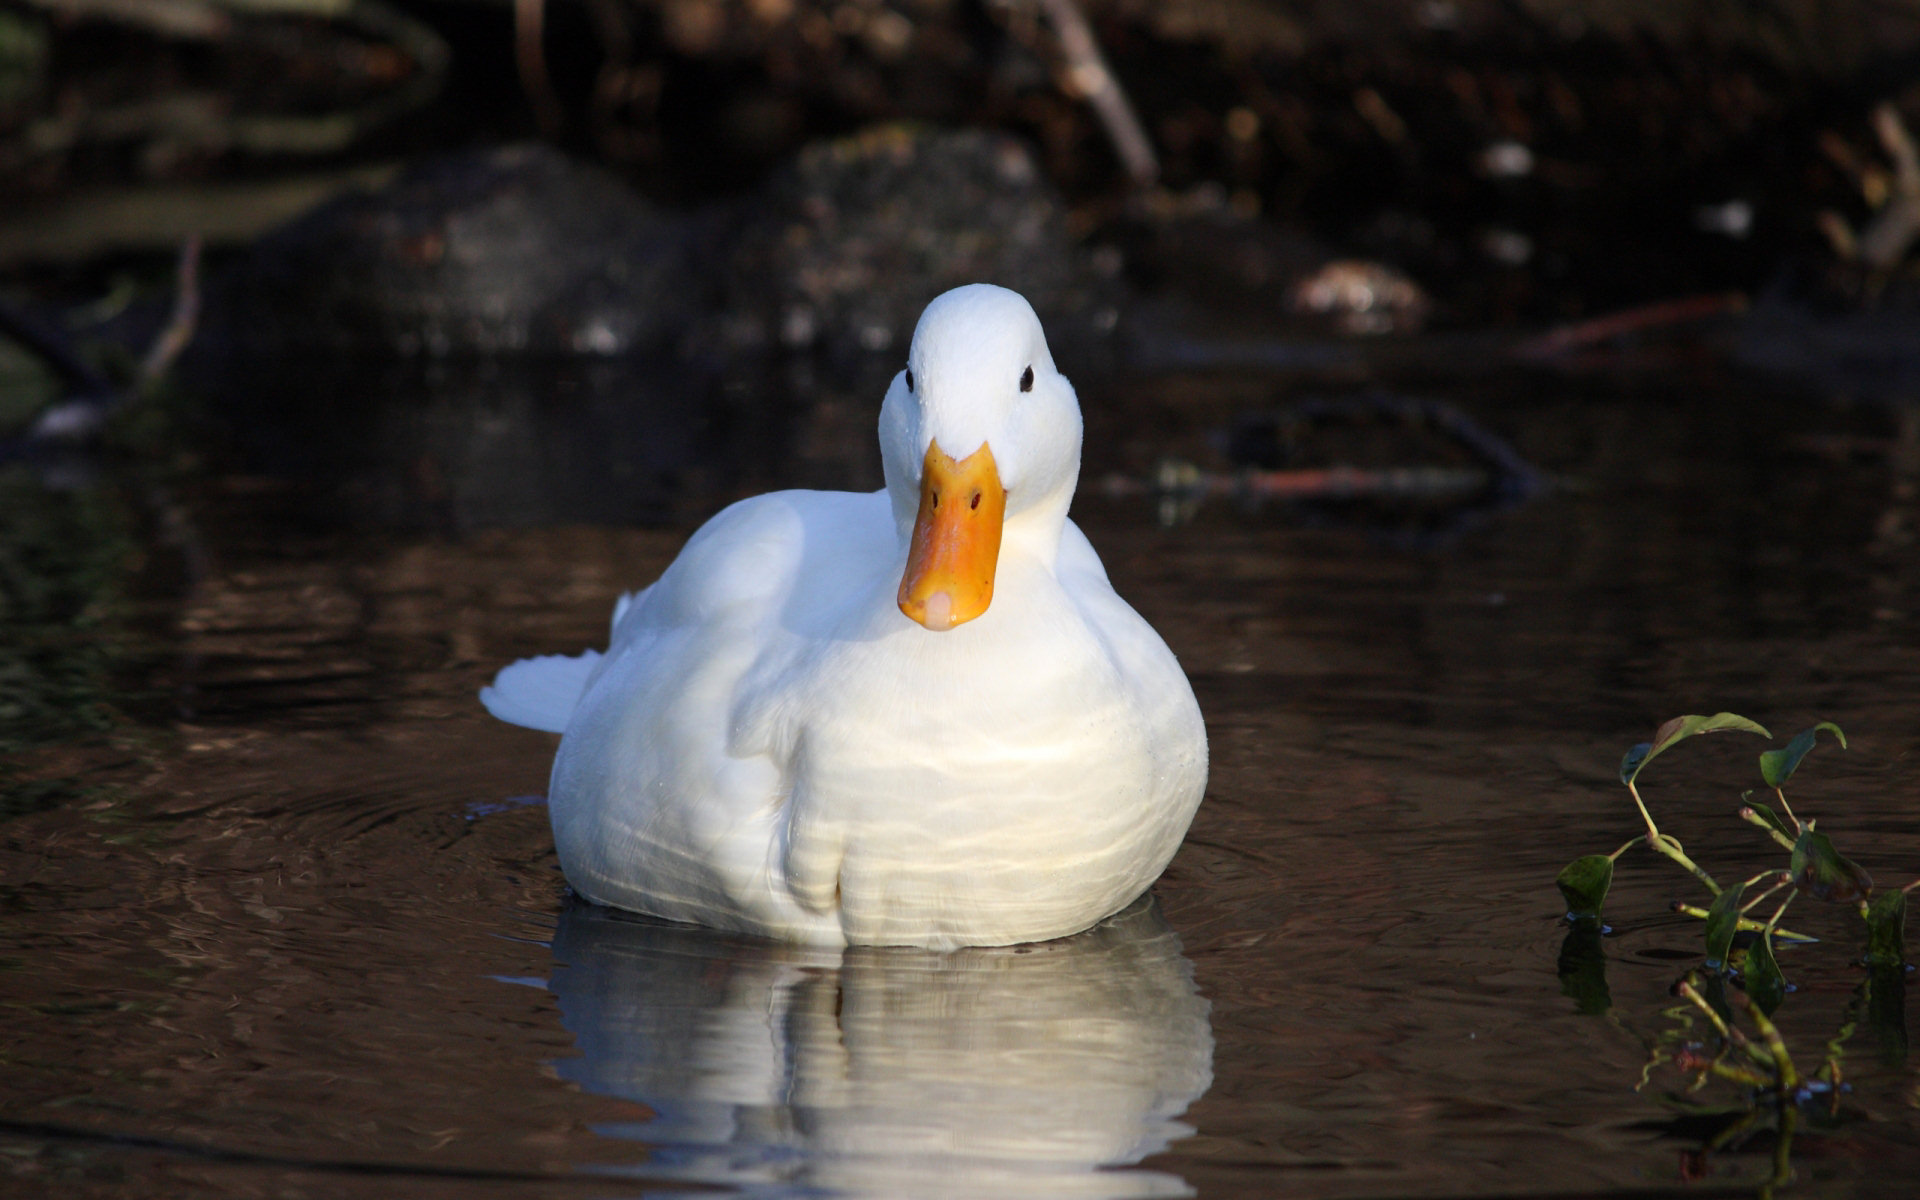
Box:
4 369 1919 1198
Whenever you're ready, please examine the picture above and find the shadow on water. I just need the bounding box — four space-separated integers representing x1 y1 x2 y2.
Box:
549 895 1213 1199
193 351 787 531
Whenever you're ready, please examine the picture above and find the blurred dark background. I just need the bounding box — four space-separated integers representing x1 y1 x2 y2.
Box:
9 0 1920 536
8 0 1920 322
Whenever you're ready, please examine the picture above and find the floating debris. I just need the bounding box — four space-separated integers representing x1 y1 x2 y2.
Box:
1285 259 1430 335
1104 392 1543 537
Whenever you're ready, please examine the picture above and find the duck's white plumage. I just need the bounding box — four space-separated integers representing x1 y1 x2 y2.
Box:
483 284 1206 949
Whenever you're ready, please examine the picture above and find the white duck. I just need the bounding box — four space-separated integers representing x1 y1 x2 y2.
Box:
482 284 1207 949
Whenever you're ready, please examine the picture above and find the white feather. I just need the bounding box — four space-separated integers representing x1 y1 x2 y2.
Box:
610 588 643 633
484 285 1208 948
480 651 603 733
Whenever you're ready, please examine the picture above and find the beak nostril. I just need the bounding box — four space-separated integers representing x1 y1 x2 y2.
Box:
970 491 981 510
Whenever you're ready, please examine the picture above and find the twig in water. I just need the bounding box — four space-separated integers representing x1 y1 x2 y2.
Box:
515 0 566 137
1858 103 1920 271
138 235 202 393
3 234 202 457
1511 293 1749 362
1034 0 1158 186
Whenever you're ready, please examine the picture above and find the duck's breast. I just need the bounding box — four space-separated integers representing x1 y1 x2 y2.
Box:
762 535 1206 947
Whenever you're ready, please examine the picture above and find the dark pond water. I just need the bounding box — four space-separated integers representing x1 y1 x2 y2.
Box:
3 359 1919 1199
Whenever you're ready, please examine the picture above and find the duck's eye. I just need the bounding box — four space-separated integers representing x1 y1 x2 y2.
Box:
1020 365 1034 392
904 368 915 393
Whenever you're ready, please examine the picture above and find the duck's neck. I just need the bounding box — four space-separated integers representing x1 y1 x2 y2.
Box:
1000 486 1075 567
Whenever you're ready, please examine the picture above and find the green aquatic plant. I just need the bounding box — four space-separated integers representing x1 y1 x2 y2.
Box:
1556 713 1912 972
0 471 136 743
0 468 146 819
1556 713 1918 1195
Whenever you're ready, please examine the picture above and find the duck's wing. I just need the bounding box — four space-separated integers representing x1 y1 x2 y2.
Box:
548 489 896 940
483 488 892 740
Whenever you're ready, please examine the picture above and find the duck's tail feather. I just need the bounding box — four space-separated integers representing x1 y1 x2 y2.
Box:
480 651 602 733
611 588 644 633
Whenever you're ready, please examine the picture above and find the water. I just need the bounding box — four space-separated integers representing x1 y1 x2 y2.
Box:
4 366 1919 1198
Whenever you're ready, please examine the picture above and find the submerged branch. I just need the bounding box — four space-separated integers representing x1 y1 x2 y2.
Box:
1036 0 1158 185
515 0 566 137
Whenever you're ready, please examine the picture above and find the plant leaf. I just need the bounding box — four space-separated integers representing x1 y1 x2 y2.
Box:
1865 888 1907 968
1557 922 1611 1015
1620 713 1772 785
1556 854 1614 920
1868 963 1909 1067
1743 799 1795 839
1758 721 1847 788
1618 742 1653 784
1743 931 1787 1015
1704 881 1747 969
1789 829 1874 903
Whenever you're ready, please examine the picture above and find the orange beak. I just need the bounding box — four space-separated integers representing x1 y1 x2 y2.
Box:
897 438 1006 631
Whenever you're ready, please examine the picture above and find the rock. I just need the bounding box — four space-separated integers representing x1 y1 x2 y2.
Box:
199 143 705 360
198 129 1124 376
716 125 1124 367
185 130 1128 519
184 144 740 528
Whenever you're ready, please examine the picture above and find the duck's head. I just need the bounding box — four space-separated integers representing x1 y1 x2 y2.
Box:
879 284 1084 632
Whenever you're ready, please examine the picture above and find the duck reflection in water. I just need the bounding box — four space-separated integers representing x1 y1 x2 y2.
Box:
547 895 1213 1198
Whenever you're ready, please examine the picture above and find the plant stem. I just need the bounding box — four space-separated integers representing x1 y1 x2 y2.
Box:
1740 807 1798 851
1671 904 1813 942
1674 979 1735 1039
1772 786 1801 831
1651 832 1721 894
1607 835 1644 862
1705 1105 1762 1153
1673 978 1776 1075
1743 997 1801 1092
1765 890 1797 933
1741 874 1791 914
1627 779 1660 840
1625 781 1721 891
1762 1105 1798 1200
1707 1061 1776 1088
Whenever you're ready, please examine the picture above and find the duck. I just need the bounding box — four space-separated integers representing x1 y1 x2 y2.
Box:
482 283 1207 949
